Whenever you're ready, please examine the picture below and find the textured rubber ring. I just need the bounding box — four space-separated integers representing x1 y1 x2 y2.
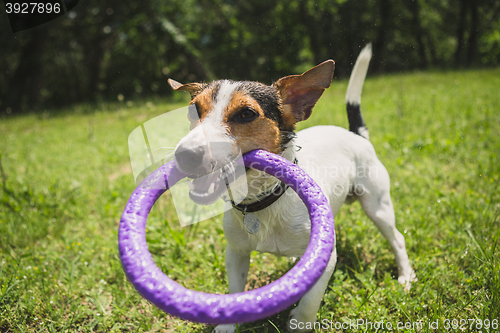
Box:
119 149 335 324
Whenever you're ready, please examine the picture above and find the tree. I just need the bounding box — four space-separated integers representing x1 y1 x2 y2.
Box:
0 28 47 113
1 0 499 114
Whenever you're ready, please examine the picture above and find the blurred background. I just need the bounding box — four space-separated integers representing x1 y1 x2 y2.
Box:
1 0 500 115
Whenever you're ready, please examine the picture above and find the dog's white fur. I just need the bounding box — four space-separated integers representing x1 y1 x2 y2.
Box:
215 126 414 333
173 47 415 333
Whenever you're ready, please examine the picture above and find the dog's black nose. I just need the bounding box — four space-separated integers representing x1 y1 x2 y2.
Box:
175 146 205 174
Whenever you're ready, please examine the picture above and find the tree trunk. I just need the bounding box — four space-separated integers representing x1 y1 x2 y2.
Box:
299 2 324 67
373 0 391 73
425 32 438 66
86 39 106 101
466 0 479 66
407 0 428 69
1 28 47 113
454 0 468 67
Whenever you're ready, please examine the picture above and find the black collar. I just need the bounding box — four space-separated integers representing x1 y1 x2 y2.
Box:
230 158 298 213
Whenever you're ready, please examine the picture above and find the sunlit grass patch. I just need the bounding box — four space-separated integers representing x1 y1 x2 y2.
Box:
1 68 499 332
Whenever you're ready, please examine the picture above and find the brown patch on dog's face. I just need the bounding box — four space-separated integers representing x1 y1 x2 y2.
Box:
189 89 214 123
224 91 282 154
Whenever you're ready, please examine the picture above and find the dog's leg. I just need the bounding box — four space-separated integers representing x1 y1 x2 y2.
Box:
225 245 251 294
287 245 337 333
213 245 250 333
358 163 415 291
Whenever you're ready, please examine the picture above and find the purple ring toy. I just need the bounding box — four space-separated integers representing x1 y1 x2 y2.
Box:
119 149 335 324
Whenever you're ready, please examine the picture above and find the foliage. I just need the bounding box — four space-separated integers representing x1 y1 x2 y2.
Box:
0 68 499 332
1 0 500 114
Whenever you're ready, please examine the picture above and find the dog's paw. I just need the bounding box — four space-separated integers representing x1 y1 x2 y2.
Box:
287 308 316 333
398 270 417 292
212 324 236 333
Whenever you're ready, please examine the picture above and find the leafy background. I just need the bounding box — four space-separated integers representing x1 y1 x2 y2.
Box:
1 0 500 114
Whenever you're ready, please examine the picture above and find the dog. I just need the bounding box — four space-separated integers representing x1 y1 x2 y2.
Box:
168 44 415 333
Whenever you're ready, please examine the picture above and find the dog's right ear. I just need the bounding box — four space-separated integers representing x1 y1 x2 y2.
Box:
168 79 206 99
273 60 334 124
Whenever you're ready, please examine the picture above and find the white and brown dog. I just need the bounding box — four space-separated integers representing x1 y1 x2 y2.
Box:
168 45 415 333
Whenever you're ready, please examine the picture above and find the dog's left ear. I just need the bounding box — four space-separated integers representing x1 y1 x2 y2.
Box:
273 60 334 123
168 79 206 99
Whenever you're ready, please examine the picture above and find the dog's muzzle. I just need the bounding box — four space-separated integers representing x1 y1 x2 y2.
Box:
174 146 205 175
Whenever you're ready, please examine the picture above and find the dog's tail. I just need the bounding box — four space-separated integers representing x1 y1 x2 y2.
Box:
346 43 372 140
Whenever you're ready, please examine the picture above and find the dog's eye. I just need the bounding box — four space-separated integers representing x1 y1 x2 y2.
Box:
235 108 258 123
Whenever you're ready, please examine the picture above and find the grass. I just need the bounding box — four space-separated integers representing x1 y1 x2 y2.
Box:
1 68 499 332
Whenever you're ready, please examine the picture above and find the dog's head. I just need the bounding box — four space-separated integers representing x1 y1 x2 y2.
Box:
169 60 334 204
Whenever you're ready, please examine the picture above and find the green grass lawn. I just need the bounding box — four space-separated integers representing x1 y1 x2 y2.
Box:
1 68 499 332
